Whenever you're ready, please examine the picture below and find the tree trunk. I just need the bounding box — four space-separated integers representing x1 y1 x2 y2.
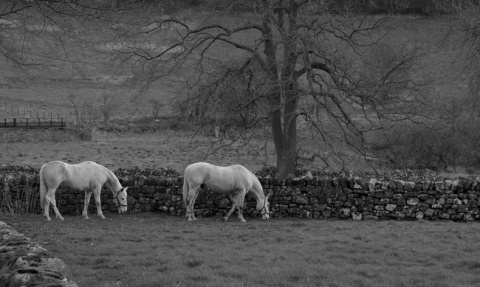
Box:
278 82 298 178
262 1 288 177
263 0 299 179
270 99 284 171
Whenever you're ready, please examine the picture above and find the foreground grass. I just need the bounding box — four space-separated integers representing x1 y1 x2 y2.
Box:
2 213 480 287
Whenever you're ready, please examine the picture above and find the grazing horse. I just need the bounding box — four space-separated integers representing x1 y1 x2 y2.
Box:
39 161 128 221
182 162 272 222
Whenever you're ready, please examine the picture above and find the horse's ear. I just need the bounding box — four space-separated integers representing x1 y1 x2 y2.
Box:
266 190 273 198
123 187 129 193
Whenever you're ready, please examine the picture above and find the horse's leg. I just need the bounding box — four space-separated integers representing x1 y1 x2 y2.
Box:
43 188 53 221
223 193 239 222
223 202 237 222
186 186 200 221
191 188 201 221
93 188 106 219
46 189 64 221
82 190 93 219
236 190 247 223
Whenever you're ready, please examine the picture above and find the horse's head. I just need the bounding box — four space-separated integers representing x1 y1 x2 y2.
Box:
113 187 128 213
258 190 273 220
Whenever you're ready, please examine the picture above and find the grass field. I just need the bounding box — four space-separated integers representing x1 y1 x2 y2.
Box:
2 213 480 287
0 131 280 172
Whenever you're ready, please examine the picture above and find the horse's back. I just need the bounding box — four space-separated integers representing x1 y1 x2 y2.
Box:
40 160 107 190
185 162 247 174
184 162 214 183
184 162 257 191
40 161 69 187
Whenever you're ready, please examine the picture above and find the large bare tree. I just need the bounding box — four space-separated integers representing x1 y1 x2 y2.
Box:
113 0 427 178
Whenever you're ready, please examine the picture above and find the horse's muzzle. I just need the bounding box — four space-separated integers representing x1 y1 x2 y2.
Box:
118 206 127 214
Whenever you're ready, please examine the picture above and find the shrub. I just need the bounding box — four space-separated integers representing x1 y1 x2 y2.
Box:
0 186 39 214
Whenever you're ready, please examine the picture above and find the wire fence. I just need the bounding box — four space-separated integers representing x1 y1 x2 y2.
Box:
0 100 70 128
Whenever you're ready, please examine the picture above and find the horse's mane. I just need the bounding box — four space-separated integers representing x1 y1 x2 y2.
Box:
246 169 264 198
99 165 121 190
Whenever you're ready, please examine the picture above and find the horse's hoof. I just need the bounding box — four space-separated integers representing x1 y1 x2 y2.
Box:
240 220 247 223
59 217 65 221
83 215 89 220
100 215 106 220
45 217 51 222
222 217 229 222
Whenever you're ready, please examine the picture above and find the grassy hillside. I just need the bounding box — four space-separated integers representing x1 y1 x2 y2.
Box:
0 14 466 120
0 12 471 173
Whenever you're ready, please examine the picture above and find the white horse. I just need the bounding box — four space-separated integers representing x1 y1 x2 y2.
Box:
39 161 128 221
182 162 272 222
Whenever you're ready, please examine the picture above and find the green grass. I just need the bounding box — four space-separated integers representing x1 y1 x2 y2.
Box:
3 213 480 287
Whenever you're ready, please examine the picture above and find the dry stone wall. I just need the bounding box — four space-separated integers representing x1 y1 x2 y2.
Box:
0 221 77 287
2 165 480 221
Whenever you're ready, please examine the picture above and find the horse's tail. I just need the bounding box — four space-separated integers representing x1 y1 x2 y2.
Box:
182 176 189 209
39 164 47 210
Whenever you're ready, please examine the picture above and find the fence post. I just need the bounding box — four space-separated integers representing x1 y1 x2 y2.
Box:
13 118 16 127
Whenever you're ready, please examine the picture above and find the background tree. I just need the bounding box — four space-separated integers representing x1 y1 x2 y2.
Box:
113 0 429 178
149 98 164 120
391 0 480 172
68 93 99 126
0 1 100 68
98 92 118 122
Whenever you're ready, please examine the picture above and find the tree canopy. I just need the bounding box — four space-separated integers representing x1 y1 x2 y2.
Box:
110 0 428 177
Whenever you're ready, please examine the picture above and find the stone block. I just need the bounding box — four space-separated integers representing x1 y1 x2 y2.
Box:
407 198 419 206
386 204 397 211
397 198 406 206
425 209 435 217
379 198 389 204
352 212 362 220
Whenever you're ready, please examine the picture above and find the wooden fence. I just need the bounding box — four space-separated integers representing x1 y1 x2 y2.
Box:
0 117 66 128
